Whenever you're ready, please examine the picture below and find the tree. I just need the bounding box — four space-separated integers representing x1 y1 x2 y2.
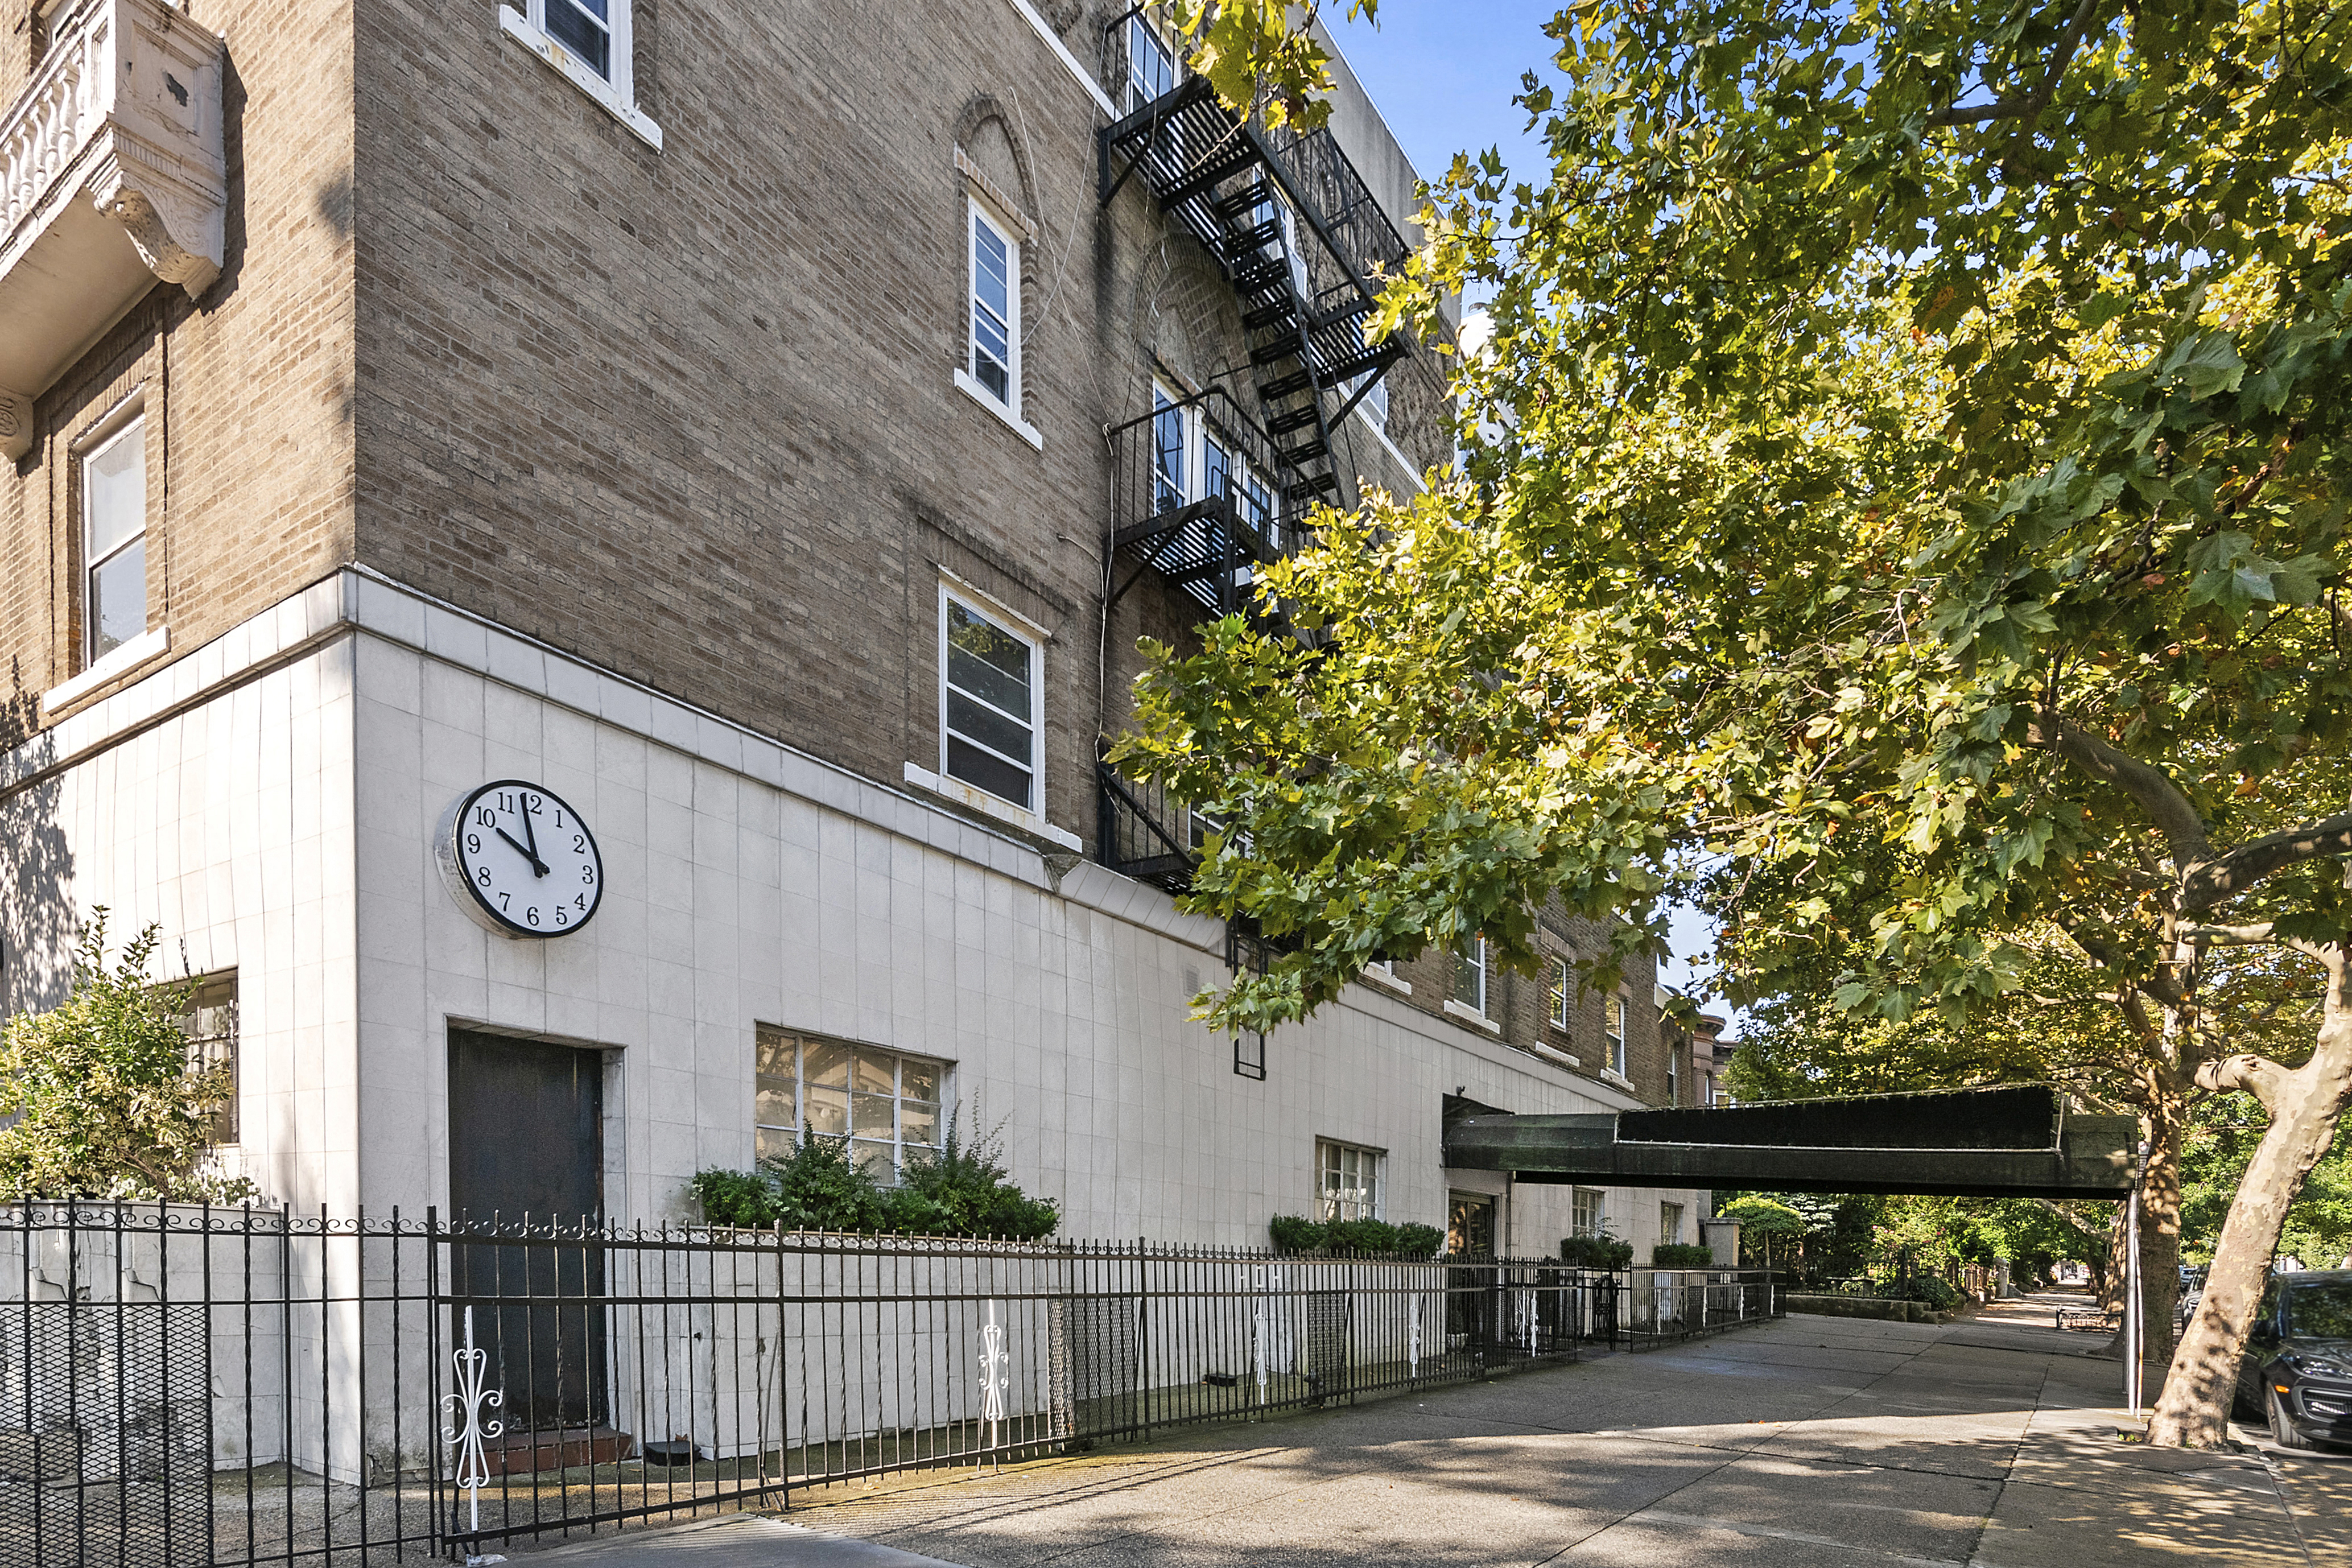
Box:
1127 0 2352 1446
0 913 251 1203
1717 1194 1804 1269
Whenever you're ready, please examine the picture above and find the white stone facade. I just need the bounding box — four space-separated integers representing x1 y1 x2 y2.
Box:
0 572 1702 1256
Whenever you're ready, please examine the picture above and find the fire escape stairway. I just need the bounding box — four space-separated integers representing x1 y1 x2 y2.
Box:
1101 76 1414 511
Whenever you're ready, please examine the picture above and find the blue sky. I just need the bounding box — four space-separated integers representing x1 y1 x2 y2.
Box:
1324 4 1562 192
1325 7 1734 1018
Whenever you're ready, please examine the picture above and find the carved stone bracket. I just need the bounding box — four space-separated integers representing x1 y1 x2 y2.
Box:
0 387 32 463
89 151 221 296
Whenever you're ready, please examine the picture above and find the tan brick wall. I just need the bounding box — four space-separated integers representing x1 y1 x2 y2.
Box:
0 0 357 723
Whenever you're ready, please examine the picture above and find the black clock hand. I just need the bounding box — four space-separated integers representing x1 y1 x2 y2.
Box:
496 826 550 877
518 798 550 878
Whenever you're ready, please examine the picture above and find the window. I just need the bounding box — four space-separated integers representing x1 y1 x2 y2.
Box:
940 588 1040 810
1453 934 1486 1016
542 0 613 77
754 1026 944 1181
1317 1138 1383 1222
1605 995 1628 1077
81 411 146 665
1124 10 1178 112
500 1 660 147
1349 370 1390 432
968 201 1020 414
1152 385 1187 514
1547 955 1570 1030
1668 1051 1680 1106
1660 1202 1685 1247
1573 1187 1606 1239
178 971 237 1145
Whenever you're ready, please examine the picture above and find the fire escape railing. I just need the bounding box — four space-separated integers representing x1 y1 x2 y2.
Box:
1099 22 1416 513
1104 384 1307 621
1097 761 1202 894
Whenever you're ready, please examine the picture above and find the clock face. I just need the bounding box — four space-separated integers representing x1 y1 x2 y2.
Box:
440 780 603 938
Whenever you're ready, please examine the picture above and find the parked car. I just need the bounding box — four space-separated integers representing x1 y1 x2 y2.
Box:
2235 1269 2352 1450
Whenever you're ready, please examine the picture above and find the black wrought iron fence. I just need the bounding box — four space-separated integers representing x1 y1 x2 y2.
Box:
0 1205 1780 1565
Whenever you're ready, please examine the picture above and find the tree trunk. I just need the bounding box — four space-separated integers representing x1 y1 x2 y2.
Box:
2148 1011 2352 1447
2139 1101 2185 1365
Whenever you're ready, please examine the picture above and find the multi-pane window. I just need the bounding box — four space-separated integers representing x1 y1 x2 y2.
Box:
1152 386 1187 514
178 971 237 1145
1606 995 1628 1077
1317 1138 1383 1223
1454 934 1487 1016
1573 1187 1606 1239
1547 955 1570 1030
543 0 613 77
754 1025 944 1181
82 412 146 663
969 203 1019 411
940 589 1039 809
1124 10 1178 111
1661 1202 1685 1247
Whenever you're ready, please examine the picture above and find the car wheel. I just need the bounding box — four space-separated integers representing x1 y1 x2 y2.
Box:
2270 1388 2316 1451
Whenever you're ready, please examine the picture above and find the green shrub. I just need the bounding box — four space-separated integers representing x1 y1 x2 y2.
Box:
1269 1214 1327 1252
1393 1222 1445 1258
1652 1243 1718 1268
690 1113 1057 1240
1560 1234 1635 1269
1324 1218 1402 1254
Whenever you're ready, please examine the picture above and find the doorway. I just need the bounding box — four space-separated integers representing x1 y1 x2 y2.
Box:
447 1028 609 1429
1446 1190 1498 1351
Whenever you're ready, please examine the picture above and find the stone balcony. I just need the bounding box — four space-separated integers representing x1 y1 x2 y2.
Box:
0 0 226 460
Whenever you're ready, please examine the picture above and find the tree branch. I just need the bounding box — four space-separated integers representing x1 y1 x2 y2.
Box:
2181 922 2279 947
2194 1051 2291 1113
2002 0 2106 155
2181 815 2352 913
2024 705 2212 867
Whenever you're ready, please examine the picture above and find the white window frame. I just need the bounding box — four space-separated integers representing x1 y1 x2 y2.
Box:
498 3 664 149
936 581 1044 815
754 1025 948 1182
1548 954 1570 1030
1123 7 1180 112
1573 1187 1606 1239
1661 1201 1685 1247
955 197 1040 448
1316 1138 1385 1223
1668 1051 1680 1106
1606 995 1628 1078
76 396 147 671
1456 935 1487 1016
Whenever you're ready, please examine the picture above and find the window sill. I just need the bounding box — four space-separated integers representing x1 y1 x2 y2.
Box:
498 7 665 150
955 369 1043 450
903 761 1080 852
1600 1068 1635 1091
1532 1041 1581 1068
1361 967 1412 996
43 625 170 716
1443 998 1500 1034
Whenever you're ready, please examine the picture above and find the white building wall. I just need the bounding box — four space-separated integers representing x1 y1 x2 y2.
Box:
0 573 1702 1255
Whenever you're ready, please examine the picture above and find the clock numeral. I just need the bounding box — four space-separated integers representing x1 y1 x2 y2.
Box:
498 892 511 911
554 905 568 926
466 833 481 855
583 865 596 885
476 866 492 888
498 791 515 814
554 808 566 828
475 807 496 828
526 906 540 927
526 793 543 814
575 894 587 910
573 835 586 853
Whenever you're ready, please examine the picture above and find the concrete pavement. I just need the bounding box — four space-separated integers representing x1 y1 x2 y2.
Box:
519 1309 2345 1566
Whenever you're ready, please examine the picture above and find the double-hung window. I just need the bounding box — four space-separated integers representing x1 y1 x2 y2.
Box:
1317 1139 1383 1223
969 202 1020 414
542 0 614 78
1547 955 1570 1030
756 1025 945 1181
1124 11 1178 112
1660 1201 1685 1247
1454 934 1487 1016
81 408 146 665
1605 996 1628 1078
178 971 238 1145
940 588 1040 811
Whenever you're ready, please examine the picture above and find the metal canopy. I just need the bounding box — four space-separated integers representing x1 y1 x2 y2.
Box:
1443 1085 2138 1200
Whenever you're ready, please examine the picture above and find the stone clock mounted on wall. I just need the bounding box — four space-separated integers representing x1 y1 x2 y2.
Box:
437 780 604 938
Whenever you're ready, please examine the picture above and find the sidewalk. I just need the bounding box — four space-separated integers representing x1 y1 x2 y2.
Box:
519 1311 2345 1566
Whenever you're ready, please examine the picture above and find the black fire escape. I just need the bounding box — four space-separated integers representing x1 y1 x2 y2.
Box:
1095 30 1416 907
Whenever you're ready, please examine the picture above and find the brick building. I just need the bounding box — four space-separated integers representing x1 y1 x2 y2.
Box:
0 0 1704 1256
